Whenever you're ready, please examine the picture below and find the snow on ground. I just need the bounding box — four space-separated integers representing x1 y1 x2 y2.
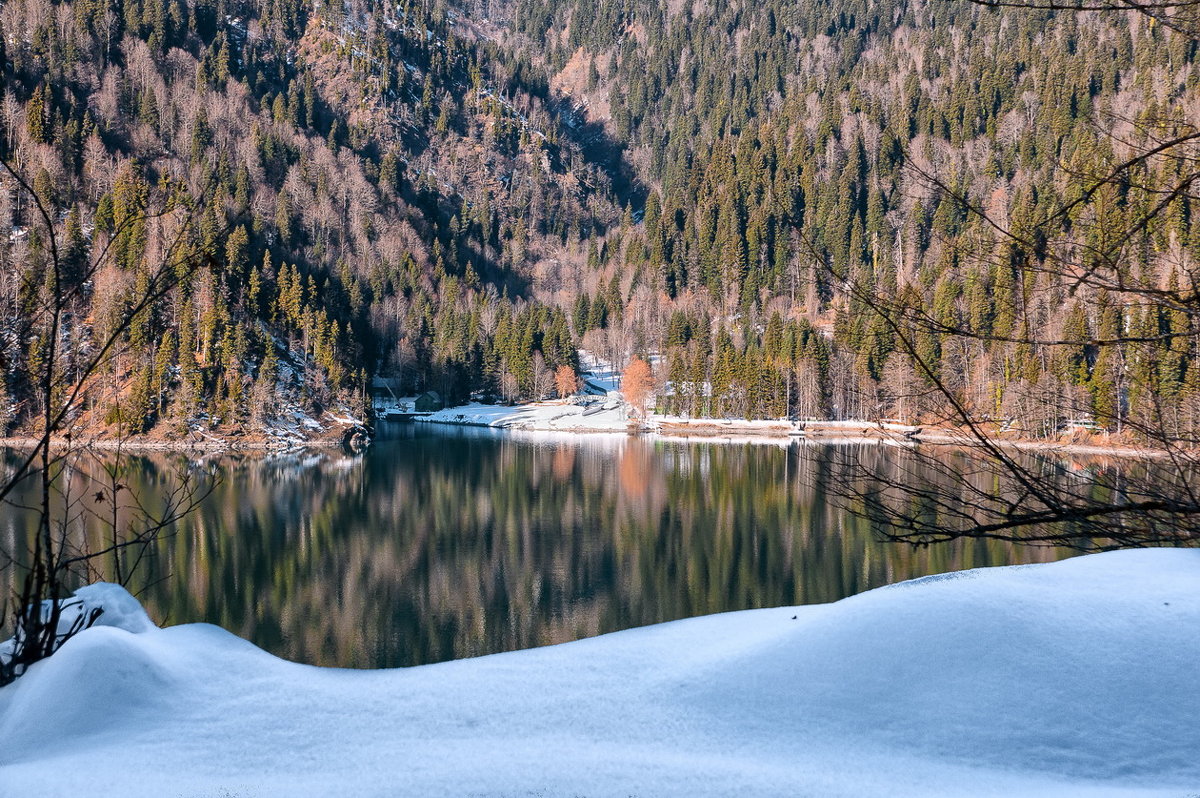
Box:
419 399 635 431
418 401 815 440
407 350 797 437
1 550 1198 796
578 349 622 395
654 414 795 431
416 350 805 438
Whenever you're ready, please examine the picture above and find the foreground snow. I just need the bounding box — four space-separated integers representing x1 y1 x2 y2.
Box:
1 551 1197 797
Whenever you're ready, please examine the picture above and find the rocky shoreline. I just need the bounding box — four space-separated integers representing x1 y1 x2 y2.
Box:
0 416 370 454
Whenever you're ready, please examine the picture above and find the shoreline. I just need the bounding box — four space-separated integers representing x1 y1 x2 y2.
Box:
0 412 1177 460
0 437 347 452
0 433 351 454
0 410 371 454
412 404 1179 460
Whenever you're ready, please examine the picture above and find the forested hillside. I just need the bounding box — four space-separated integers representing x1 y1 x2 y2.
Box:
503 0 1200 436
0 0 610 437
2 0 1199 439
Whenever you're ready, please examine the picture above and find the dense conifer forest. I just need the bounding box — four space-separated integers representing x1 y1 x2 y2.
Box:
2 0 1198 439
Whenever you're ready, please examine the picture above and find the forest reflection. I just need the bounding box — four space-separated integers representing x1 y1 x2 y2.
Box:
1 425 1077 668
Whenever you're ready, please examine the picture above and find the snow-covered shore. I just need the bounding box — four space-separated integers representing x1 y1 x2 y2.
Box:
413 400 1175 459
2 550 1197 796
418 399 638 432
414 399 899 438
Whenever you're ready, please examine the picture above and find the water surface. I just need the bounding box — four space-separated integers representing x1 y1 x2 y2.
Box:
1 424 1076 667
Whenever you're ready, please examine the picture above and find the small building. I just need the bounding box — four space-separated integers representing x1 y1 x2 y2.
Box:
415 391 444 412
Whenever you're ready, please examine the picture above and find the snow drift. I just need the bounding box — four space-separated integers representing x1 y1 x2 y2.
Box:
0 549 1196 797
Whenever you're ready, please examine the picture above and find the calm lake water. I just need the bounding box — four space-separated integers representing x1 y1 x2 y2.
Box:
1 423 1076 668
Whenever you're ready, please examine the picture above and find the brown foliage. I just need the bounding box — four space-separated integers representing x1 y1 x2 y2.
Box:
554 365 579 398
621 357 653 418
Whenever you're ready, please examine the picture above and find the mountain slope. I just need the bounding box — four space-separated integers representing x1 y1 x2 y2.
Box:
2 0 1199 438
0 0 614 438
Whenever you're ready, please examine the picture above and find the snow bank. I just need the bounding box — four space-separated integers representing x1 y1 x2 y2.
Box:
1 550 1197 797
71 583 157 634
0 583 156 670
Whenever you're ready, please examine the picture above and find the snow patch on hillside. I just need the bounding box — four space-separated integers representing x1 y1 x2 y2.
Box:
1 550 1197 796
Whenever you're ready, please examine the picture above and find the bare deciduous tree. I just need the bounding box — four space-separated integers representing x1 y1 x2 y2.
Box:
500 371 520 404
821 132 1200 550
0 158 221 685
531 352 554 400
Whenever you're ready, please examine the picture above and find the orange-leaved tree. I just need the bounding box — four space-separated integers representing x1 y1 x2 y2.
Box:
555 366 579 398
621 358 654 419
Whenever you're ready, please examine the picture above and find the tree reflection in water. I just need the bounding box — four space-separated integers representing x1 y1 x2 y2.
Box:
1 426 1079 668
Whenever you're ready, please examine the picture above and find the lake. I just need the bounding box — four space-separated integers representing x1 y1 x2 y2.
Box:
1 423 1075 668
